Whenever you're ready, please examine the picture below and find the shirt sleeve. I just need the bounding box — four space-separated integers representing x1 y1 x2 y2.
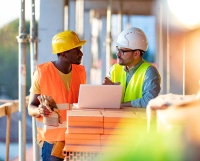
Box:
106 65 114 80
29 70 41 94
131 66 161 108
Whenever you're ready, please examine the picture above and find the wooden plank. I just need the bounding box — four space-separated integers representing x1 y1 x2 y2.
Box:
0 103 13 117
0 95 29 116
0 105 6 117
10 102 19 114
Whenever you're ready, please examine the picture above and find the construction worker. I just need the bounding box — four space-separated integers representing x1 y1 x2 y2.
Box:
28 30 87 161
103 27 161 108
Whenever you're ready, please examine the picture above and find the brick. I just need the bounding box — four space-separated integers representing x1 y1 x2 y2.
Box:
65 133 100 140
65 139 100 145
63 145 100 152
67 127 103 134
67 110 103 122
68 121 103 128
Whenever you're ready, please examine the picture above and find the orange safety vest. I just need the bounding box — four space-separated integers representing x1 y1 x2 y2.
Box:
36 62 86 141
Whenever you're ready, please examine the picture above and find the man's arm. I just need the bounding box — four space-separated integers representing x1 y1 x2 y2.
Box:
103 65 120 85
130 66 161 108
103 77 120 85
28 69 52 118
28 93 41 118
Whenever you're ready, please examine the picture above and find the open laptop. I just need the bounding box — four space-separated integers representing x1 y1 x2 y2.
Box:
73 84 123 109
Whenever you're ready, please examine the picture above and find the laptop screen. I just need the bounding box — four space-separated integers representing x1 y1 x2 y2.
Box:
74 84 123 109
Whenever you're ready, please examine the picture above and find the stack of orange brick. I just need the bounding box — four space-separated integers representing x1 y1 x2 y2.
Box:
63 108 147 159
65 110 103 152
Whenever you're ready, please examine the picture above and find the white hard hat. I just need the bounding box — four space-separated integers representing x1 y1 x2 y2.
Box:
115 27 148 51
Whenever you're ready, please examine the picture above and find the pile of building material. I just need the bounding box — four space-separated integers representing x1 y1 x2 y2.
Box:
63 108 147 161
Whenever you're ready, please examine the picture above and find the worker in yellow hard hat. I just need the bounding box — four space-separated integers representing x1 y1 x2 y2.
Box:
28 30 87 161
103 27 161 108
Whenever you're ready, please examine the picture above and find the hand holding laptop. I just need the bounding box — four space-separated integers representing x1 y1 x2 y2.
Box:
103 77 120 85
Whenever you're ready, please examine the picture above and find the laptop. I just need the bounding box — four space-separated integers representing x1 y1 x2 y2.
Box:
73 84 123 109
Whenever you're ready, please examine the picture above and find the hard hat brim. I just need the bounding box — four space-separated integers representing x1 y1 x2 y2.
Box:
114 40 130 49
114 40 148 51
68 40 87 51
75 40 87 49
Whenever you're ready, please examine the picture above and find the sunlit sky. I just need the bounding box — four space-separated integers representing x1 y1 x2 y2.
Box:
0 0 40 28
168 0 200 29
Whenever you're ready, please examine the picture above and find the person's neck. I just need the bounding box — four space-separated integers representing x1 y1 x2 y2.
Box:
126 58 142 70
53 60 72 74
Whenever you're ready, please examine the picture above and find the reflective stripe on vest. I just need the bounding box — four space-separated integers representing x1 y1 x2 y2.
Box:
111 62 151 102
36 62 86 141
57 103 73 110
36 120 67 130
36 120 67 129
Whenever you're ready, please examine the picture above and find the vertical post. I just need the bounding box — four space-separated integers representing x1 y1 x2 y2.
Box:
158 2 164 94
5 104 12 161
76 0 84 37
16 0 28 160
100 16 107 81
29 0 39 160
118 0 122 34
82 10 92 84
183 36 185 95
30 0 38 73
106 0 112 73
166 6 170 94
68 0 76 31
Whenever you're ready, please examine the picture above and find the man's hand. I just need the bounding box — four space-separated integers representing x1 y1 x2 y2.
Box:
37 95 52 117
37 95 62 124
38 104 52 117
103 77 120 85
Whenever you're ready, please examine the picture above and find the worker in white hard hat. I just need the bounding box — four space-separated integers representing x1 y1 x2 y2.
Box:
103 27 161 108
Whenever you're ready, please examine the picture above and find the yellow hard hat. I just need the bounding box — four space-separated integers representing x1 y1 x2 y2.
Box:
52 30 87 54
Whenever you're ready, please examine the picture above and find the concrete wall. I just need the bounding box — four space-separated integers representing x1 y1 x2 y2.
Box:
38 0 64 64
185 28 200 94
164 28 200 95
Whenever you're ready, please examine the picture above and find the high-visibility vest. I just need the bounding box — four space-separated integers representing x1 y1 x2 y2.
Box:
36 62 86 141
110 62 151 102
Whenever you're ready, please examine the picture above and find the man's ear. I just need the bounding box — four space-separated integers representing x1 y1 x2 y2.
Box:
61 52 67 58
134 50 141 58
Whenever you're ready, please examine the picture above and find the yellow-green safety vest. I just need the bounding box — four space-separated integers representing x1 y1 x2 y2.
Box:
110 62 151 102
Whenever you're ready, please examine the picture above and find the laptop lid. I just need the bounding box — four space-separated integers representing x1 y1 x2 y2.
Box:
74 84 123 109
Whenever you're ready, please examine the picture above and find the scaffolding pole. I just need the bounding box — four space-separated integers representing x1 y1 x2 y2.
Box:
16 0 28 160
118 0 122 34
158 2 164 94
106 0 112 73
29 0 39 160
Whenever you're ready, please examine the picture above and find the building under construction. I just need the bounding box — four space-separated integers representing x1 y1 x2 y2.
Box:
1 0 200 160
